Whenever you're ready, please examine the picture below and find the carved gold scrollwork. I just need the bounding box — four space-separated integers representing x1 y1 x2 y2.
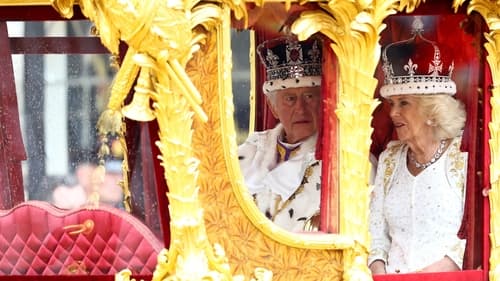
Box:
121 67 156 122
50 0 255 280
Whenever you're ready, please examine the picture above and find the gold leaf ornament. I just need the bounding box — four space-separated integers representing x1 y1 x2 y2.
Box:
121 67 156 122
96 109 123 136
251 268 273 281
50 0 76 18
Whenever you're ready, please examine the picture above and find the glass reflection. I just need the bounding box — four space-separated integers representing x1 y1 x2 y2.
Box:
231 29 251 144
7 20 162 239
0 19 165 276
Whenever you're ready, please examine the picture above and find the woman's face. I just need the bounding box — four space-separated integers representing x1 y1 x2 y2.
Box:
387 95 432 144
269 86 321 144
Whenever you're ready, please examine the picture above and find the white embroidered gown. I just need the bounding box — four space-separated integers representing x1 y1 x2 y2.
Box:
368 136 467 273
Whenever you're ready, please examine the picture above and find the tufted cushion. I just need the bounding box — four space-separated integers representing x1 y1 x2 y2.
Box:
0 201 163 275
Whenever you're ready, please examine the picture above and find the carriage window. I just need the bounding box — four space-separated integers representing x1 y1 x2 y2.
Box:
0 18 166 276
10 21 120 206
369 14 484 276
5 20 163 239
232 12 336 232
232 29 251 144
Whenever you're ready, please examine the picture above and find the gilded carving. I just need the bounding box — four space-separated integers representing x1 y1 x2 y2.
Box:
191 13 343 280
49 0 247 280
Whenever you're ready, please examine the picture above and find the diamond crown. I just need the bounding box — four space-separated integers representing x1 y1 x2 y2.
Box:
380 16 456 97
257 36 322 81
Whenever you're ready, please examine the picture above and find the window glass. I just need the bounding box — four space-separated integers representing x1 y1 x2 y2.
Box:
0 20 165 276
231 29 251 144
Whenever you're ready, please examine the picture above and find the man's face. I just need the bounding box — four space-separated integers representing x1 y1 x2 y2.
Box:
269 86 321 144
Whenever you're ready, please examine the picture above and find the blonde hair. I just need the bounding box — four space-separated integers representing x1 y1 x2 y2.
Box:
417 94 466 140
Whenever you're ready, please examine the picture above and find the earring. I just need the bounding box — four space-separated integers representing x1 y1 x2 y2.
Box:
426 119 433 126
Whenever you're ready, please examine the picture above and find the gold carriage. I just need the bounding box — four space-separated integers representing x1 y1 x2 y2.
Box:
0 0 499 281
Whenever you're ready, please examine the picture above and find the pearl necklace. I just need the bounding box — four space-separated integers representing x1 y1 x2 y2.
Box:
409 139 446 169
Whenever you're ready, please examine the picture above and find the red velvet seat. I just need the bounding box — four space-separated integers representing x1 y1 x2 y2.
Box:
0 201 162 275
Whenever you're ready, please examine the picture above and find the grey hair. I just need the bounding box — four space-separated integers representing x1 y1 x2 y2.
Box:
417 94 466 140
265 91 277 106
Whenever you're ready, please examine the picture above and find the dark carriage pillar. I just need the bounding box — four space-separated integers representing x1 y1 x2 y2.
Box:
0 21 26 207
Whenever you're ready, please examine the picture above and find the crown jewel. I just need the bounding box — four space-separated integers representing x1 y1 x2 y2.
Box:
257 36 322 94
380 16 456 97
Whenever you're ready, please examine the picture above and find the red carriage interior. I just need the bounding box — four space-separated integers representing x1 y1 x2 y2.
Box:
0 201 162 275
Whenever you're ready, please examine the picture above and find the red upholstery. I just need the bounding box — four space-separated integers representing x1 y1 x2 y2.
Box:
0 201 163 275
